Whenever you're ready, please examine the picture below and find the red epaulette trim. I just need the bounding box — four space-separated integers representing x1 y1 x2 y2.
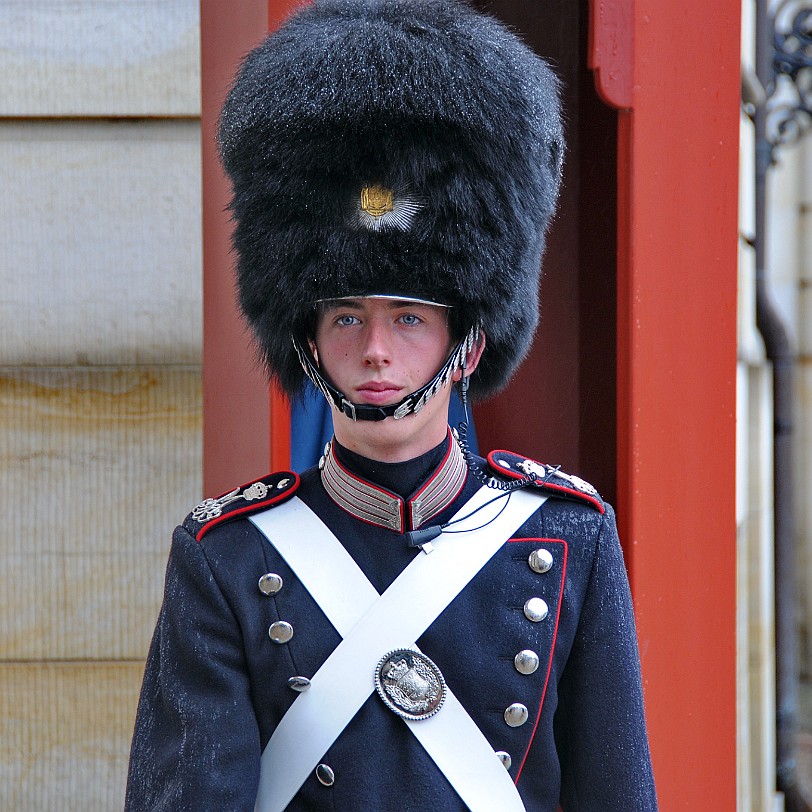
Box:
184 471 300 541
486 450 604 514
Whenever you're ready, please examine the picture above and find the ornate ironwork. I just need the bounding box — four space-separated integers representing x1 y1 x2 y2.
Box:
769 1 812 147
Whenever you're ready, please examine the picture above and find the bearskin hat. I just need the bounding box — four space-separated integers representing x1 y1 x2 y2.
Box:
218 0 564 401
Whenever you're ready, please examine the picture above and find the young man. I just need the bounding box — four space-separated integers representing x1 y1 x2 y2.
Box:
126 1 657 809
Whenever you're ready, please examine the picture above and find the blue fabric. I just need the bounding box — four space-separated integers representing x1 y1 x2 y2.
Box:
290 383 336 472
291 381 477 472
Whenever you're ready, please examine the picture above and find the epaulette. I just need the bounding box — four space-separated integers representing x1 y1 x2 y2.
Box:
184 471 300 541
486 450 604 514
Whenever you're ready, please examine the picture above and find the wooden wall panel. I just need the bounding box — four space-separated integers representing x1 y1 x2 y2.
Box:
200 0 274 494
616 0 740 804
0 0 199 117
0 663 143 812
0 121 202 366
0 367 201 661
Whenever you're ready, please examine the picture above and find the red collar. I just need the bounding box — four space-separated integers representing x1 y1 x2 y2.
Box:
319 432 467 533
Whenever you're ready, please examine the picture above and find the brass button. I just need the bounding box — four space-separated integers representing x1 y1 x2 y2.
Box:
258 573 283 596
316 763 335 786
504 703 529 728
528 548 554 574
496 750 512 769
268 621 293 644
524 597 549 622
514 649 540 675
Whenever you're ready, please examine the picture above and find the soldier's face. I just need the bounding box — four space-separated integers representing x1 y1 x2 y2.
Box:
312 297 463 461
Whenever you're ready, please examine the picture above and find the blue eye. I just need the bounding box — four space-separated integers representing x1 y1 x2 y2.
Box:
400 313 421 325
336 314 360 326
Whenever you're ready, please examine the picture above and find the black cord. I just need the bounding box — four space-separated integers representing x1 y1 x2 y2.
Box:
456 419 532 493
405 484 513 548
454 348 532 493
440 488 513 534
406 339 535 550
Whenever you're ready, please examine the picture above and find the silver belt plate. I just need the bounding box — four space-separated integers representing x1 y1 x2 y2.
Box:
375 648 447 721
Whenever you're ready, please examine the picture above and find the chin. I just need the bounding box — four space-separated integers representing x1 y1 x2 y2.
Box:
334 397 452 462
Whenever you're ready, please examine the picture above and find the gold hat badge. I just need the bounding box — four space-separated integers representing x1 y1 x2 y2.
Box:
361 185 395 217
352 183 422 232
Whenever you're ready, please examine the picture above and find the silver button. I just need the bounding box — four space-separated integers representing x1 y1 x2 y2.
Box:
504 703 529 727
277 478 291 489
514 649 540 675
268 621 293 643
524 597 549 622
288 676 311 692
316 763 335 786
528 548 554 574
258 573 283 596
495 751 512 770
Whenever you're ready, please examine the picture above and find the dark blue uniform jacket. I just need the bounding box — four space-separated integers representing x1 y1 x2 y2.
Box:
126 437 657 811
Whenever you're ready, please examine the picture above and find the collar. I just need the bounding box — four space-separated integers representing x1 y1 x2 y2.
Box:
319 430 467 533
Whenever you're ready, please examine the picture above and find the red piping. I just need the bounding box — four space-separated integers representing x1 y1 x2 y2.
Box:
505 537 569 784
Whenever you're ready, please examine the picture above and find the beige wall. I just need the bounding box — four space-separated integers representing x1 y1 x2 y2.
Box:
739 1 812 809
738 2 781 810
0 3 202 809
800 141 812 677
762 32 812 682
766 134 812 680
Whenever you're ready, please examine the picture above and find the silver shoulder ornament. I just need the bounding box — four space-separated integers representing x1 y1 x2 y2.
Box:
485 450 604 513
184 471 300 541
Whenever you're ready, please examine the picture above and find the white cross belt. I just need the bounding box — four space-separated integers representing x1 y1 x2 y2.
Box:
250 485 545 812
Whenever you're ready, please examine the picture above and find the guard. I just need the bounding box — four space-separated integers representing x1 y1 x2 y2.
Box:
126 1 657 810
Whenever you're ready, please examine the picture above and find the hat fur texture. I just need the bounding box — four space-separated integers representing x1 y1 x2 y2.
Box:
218 0 564 400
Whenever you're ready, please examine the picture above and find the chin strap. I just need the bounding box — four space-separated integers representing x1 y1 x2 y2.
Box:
293 325 479 422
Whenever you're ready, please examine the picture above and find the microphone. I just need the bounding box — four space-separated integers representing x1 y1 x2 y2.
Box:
405 525 443 553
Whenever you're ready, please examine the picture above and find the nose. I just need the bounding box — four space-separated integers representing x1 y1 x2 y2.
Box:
361 318 391 367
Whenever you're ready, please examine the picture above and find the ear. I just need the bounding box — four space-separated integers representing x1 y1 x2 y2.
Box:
452 330 486 382
308 337 319 366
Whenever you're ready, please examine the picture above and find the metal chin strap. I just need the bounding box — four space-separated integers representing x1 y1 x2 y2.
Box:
292 325 480 422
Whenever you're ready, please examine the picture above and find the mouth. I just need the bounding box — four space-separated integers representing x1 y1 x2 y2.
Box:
353 381 404 405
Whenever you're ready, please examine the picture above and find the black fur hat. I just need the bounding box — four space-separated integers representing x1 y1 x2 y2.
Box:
218 0 563 400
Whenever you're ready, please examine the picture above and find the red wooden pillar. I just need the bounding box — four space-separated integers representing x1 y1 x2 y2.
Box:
593 2 740 808
200 0 297 495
